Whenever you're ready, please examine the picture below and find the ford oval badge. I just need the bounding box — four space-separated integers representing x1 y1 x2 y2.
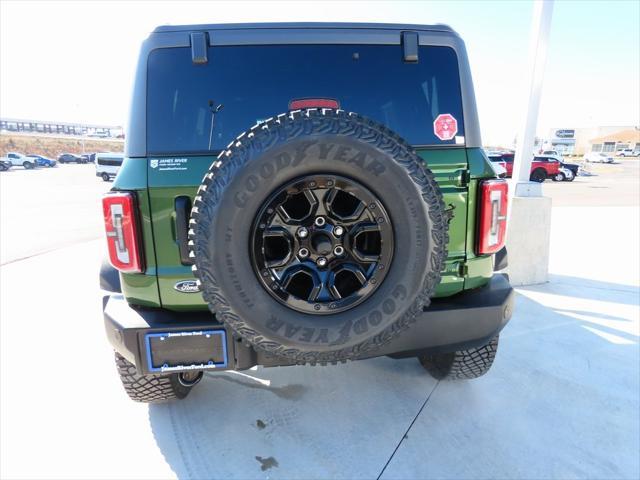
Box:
174 280 200 293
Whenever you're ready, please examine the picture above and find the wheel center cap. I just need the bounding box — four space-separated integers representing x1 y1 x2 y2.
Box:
311 232 333 255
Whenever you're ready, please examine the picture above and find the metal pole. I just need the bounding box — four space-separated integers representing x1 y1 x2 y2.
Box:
511 0 554 198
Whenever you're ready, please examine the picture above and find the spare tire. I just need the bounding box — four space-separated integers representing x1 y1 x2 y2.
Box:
189 109 447 364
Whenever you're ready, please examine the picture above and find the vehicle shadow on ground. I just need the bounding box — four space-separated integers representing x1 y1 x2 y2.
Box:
147 279 639 480
547 274 639 306
148 354 439 479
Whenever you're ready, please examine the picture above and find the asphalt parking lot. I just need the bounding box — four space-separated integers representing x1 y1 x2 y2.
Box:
1 160 638 479
542 158 640 207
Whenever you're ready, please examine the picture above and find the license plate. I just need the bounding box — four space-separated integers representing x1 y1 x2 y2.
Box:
145 330 227 373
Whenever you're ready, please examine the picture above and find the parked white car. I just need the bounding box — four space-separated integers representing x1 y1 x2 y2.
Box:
616 148 639 157
541 150 564 162
583 152 614 163
552 166 575 182
0 152 38 169
95 152 124 182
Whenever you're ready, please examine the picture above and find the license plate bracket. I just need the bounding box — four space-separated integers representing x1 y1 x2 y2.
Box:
144 330 227 373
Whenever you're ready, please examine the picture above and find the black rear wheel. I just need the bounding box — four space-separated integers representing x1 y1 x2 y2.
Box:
102 172 110 182
114 353 201 403
418 336 499 380
530 168 546 183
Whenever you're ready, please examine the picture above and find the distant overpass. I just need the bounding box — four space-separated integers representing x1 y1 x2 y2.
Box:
0 117 123 138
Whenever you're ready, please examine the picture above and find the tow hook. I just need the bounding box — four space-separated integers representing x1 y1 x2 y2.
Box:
177 371 204 387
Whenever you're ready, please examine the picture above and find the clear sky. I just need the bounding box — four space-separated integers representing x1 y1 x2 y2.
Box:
1 0 638 146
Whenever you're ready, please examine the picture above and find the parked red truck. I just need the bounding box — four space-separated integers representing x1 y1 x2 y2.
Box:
488 153 560 182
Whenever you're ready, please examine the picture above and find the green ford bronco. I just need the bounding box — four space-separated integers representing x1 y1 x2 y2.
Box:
100 22 513 403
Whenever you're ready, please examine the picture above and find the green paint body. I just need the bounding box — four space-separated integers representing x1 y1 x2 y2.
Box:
113 147 496 310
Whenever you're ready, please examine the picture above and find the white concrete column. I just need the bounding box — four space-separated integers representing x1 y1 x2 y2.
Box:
511 0 554 194
506 0 554 286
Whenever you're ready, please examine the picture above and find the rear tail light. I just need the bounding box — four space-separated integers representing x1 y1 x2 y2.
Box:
102 192 143 273
289 98 340 110
476 179 508 255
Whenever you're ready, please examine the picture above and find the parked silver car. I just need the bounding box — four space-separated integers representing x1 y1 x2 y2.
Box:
583 152 614 163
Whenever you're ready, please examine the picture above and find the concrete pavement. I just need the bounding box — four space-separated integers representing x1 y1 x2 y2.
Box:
0 164 109 265
0 166 638 479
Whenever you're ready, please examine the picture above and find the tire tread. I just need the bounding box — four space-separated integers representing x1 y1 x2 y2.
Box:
114 353 190 403
419 335 499 380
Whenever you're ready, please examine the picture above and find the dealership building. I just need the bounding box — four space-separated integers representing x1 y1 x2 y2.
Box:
545 126 640 155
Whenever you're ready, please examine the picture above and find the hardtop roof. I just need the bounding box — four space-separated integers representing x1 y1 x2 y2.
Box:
152 22 456 35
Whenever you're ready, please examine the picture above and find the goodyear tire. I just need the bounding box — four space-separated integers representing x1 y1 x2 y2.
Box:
418 335 499 380
189 109 448 364
114 353 199 403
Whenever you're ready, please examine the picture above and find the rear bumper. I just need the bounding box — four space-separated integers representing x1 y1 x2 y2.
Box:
103 274 514 374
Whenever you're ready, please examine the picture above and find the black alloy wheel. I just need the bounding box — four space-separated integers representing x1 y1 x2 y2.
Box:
251 175 393 315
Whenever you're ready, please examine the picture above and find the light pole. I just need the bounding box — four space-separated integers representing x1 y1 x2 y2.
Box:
506 0 555 286
511 0 555 197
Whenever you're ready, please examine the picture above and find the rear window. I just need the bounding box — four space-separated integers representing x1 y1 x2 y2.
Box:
146 44 465 154
97 156 123 166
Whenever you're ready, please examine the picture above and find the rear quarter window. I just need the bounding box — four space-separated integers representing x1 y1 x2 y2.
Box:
97 157 123 166
146 44 465 154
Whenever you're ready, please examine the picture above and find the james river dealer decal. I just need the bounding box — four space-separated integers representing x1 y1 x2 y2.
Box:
150 158 188 171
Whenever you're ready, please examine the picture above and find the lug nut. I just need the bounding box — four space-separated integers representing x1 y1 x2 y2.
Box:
334 246 345 256
298 248 309 258
316 257 328 267
297 227 309 238
314 216 326 227
333 225 344 237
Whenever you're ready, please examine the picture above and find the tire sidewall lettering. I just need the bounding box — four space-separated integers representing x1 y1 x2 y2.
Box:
263 284 405 346
231 140 388 210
